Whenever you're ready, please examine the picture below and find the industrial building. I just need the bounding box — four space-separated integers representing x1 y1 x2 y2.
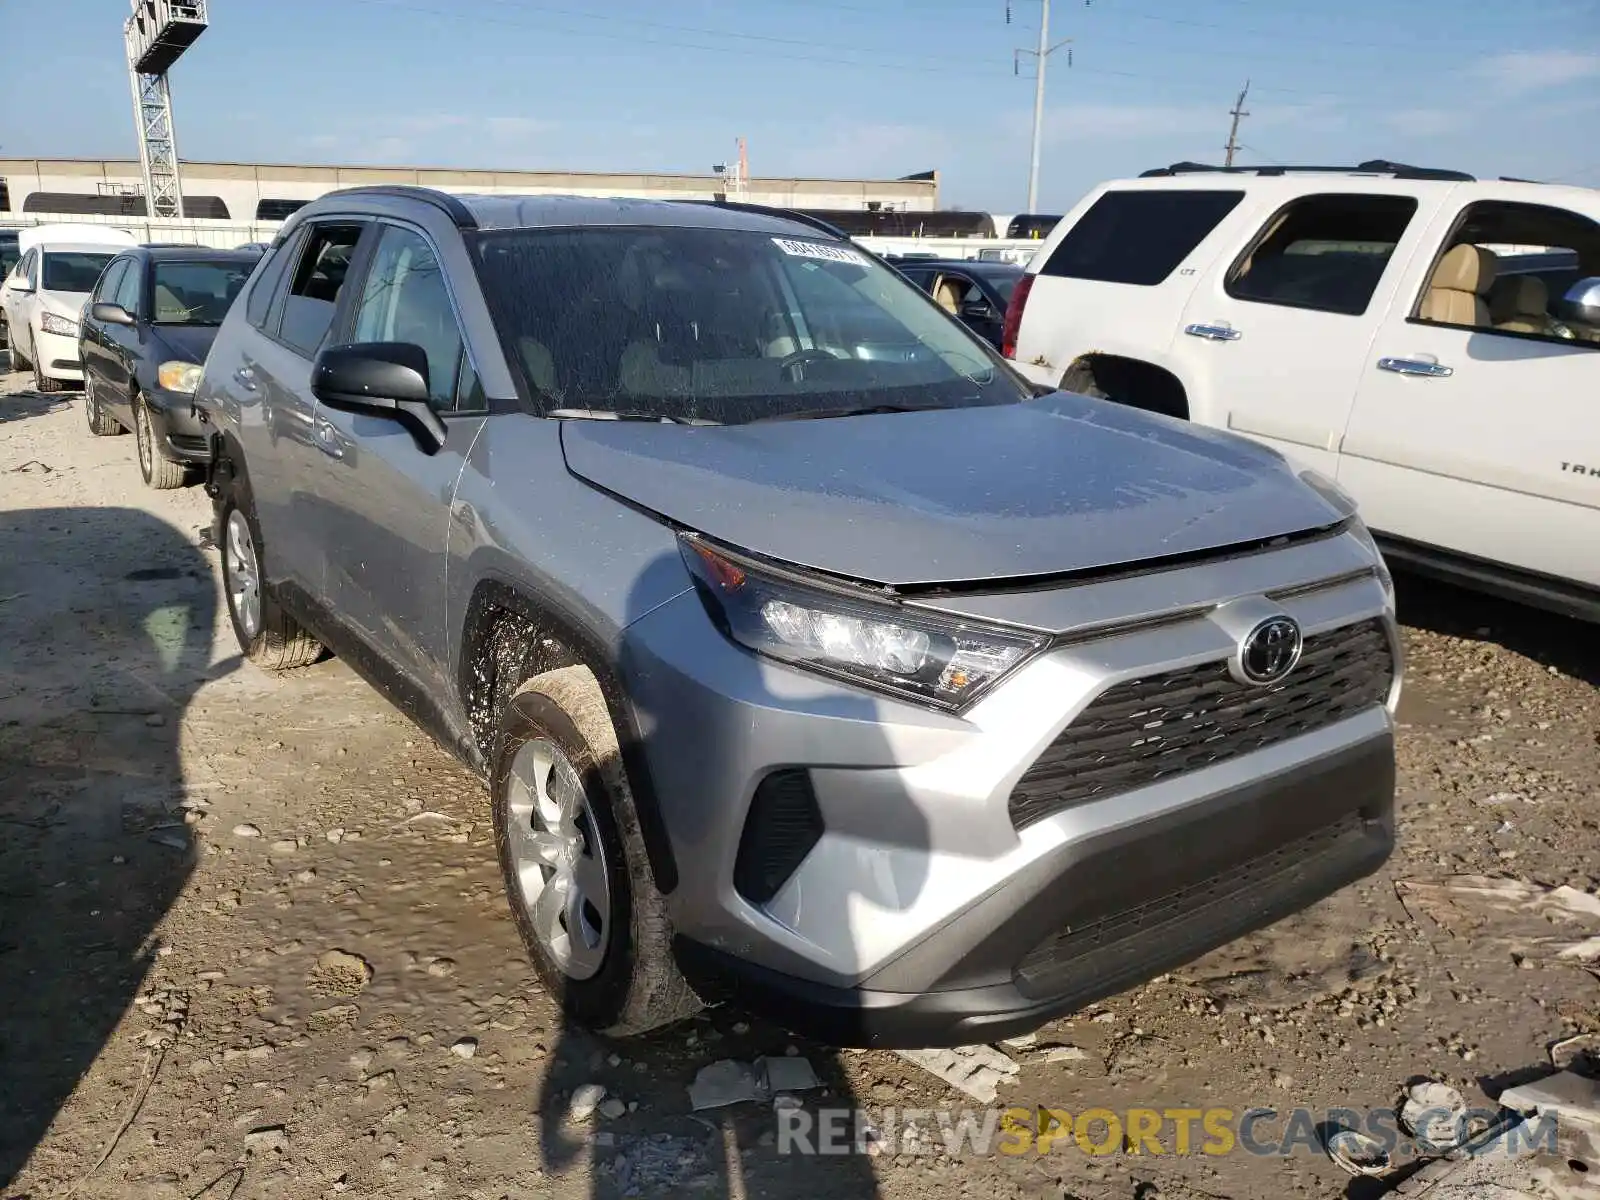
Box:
0 157 941 224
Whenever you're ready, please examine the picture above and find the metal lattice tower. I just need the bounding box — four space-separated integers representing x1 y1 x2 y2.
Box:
124 1 210 219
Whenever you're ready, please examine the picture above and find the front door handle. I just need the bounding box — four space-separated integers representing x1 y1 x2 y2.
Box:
1185 322 1242 342
233 366 258 392
1377 356 1453 378
313 416 345 460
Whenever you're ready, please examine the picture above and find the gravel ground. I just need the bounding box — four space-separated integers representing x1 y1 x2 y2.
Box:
2 372 1597 1200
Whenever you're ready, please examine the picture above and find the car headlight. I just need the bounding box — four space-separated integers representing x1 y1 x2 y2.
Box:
158 361 204 394
40 312 79 338
680 534 1046 712
1298 468 1394 604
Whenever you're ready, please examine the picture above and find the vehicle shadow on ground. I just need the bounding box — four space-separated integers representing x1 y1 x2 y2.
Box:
0 385 76 427
531 558 921 1198
1392 570 1600 688
0 507 226 1190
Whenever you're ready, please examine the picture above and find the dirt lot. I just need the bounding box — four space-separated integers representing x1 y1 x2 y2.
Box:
3 370 1598 1200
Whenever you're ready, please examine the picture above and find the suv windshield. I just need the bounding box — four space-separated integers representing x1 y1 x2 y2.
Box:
41 251 117 294
152 259 254 325
0 243 18 280
472 225 1029 423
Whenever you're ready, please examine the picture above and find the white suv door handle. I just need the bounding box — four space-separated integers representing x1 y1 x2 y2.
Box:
1185 322 1242 342
1377 356 1453 378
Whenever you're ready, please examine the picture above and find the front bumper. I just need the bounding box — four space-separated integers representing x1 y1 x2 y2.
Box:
33 328 82 382
143 387 212 463
622 527 1400 1046
676 732 1392 1048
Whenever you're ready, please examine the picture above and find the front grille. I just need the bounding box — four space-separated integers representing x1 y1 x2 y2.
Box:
1013 812 1369 999
1008 618 1393 829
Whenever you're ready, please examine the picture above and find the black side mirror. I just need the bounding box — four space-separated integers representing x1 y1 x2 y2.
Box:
91 302 136 326
311 342 446 455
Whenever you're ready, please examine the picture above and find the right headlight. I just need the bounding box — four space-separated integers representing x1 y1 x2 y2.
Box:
679 534 1046 712
158 361 204 394
40 312 79 338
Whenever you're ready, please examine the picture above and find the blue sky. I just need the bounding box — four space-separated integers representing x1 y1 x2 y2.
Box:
6 0 1599 212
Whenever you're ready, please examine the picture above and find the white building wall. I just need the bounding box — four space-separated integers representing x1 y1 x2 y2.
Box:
0 158 940 223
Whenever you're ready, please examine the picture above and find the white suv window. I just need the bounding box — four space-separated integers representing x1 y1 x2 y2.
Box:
1226 194 1419 317
1411 200 1600 347
1039 189 1244 286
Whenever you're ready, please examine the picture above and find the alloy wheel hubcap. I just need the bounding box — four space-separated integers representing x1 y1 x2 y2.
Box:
225 509 262 640
136 401 154 476
506 738 611 980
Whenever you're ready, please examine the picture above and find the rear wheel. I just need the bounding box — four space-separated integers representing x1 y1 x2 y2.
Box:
492 666 701 1037
84 377 123 436
220 500 323 671
133 392 187 489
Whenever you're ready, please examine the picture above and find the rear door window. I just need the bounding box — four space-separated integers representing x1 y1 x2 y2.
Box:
1041 189 1245 286
279 223 365 357
1226 194 1420 316
246 236 295 332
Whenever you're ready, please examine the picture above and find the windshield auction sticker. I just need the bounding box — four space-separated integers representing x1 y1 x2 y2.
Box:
772 237 869 266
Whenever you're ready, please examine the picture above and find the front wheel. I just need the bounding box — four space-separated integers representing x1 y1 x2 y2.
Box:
219 500 323 671
133 392 188 489
492 666 701 1037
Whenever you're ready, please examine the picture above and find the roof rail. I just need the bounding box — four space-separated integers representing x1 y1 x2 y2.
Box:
316 185 478 228
1139 159 1475 182
670 198 853 241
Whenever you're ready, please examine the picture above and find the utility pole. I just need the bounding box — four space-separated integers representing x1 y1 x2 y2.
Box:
1224 80 1251 168
1010 0 1072 213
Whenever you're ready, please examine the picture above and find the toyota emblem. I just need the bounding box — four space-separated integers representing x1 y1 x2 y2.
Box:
1233 615 1303 686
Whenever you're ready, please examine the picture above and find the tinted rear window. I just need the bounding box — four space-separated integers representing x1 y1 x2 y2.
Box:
1041 189 1245 286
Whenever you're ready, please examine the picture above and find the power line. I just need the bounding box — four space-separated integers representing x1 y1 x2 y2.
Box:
1098 4 1563 55
346 0 998 74
343 0 1418 109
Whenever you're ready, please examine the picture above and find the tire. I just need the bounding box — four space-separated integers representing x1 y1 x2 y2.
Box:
84 378 123 437
219 498 324 671
1059 360 1109 400
133 392 188 489
33 356 63 394
9 339 29 373
492 665 701 1038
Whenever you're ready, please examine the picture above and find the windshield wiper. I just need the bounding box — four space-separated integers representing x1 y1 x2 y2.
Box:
752 402 957 423
545 408 720 426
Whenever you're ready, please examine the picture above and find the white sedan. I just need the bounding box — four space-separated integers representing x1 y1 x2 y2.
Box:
2 226 135 392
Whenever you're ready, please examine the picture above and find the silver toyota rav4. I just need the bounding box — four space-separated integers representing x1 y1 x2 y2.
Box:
198 186 1401 1048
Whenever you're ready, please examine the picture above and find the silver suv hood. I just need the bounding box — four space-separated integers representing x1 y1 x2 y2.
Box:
560 392 1344 587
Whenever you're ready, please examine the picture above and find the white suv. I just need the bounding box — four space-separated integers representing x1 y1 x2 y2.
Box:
1002 160 1600 622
